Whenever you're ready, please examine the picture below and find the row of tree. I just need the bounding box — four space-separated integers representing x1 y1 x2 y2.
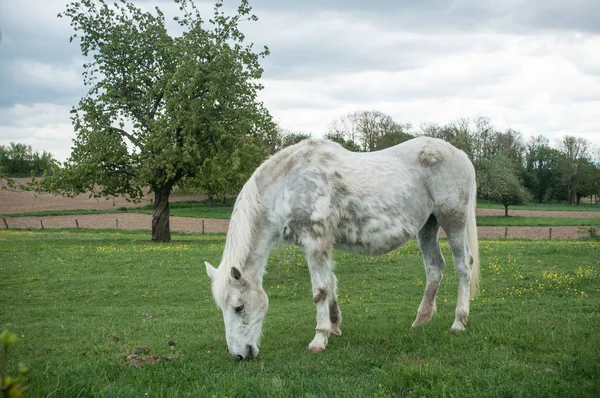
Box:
0 143 56 176
278 112 600 215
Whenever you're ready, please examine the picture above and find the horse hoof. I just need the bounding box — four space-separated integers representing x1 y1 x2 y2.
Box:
450 322 466 333
308 343 325 353
331 325 342 336
411 320 427 328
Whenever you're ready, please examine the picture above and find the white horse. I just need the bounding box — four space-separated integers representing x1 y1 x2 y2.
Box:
205 137 479 360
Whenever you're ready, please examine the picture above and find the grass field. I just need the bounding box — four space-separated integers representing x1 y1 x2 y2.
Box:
477 201 600 212
477 216 600 227
1 230 599 397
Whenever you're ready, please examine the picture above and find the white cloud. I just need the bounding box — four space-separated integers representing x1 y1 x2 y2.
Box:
0 104 75 162
1 0 600 163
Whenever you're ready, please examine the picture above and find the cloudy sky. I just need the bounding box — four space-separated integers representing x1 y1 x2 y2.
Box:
1 0 599 162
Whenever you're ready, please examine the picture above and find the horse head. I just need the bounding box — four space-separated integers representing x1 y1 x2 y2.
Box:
205 261 268 360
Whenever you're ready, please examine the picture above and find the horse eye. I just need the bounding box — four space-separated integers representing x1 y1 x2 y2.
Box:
234 305 244 314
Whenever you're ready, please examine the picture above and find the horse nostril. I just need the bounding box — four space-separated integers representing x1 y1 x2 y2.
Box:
247 345 253 358
234 354 244 361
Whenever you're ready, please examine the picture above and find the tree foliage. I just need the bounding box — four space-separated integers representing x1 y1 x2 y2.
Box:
0 143 56 176
323 132 361 152
477 154 532 216
524 135 563 203
557 136 592 205
54 0 275 241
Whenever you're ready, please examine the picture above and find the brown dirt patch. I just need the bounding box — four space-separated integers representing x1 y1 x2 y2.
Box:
123 347 180 368
0 178 205 214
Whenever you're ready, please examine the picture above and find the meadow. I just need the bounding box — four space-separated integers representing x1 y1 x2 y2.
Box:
1 230 599 397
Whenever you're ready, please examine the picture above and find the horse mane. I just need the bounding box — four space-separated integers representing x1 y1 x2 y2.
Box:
221 173 265 269
211 139 331 305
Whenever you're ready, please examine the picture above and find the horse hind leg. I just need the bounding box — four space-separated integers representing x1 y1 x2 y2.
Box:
305 237 341 353
412 215 445 328
446 228 472 332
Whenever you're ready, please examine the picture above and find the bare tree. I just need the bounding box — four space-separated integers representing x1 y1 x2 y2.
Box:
328 110 411 152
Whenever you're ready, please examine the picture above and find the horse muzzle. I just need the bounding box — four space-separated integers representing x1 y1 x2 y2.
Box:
231 344 259 360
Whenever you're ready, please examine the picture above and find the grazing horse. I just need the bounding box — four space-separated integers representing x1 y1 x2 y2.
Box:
205 137 479 360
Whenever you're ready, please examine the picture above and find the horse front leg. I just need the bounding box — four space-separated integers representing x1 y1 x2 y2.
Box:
305 245 342 353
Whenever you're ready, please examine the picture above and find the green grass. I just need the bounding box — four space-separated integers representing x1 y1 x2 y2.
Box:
477 201 600 212
477 216 600 227
1 230 599 397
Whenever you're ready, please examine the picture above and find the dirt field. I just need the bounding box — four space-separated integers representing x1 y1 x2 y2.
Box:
2 178 599 239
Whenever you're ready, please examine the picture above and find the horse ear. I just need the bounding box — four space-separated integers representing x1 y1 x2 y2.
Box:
205 261 217 280
230 266 243 286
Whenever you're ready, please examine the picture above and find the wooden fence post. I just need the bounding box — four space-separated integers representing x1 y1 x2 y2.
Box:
75 219 79 228
549 227 552 240
40 220 44 230
3 218 8 229
202 220 205 234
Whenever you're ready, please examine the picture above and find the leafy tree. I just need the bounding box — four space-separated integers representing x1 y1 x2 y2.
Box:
0 143 56 175
525 136 563 203
573 159 600 205
323 132 361 152
277 130 311 149
477 154 531 216
374 130 413 150
492 129 525 165
55 0 274 242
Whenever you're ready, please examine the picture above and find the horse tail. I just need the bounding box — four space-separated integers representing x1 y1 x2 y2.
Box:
467 181 480 298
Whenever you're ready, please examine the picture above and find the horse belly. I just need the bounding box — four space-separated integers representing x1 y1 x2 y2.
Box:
333 222 415 256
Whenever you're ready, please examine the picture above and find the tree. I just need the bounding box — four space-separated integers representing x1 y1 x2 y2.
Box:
524 135 562 203
278 130 311 150
477 154 531 216
323 132 361 152
419 119 474 160
0 143 56 175
328 110 411 152
573 159 600 205
55 0 274 242
471 117 495 166
375 130 413 150
557 136 591 205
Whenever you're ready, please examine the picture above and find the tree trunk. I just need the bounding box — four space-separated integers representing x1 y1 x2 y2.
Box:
152 184 172 242
504 204 509 216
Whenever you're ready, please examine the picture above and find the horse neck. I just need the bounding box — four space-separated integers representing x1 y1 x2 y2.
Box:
220 176 268 281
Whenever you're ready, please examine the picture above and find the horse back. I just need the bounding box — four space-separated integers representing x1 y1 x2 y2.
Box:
257 137 475 254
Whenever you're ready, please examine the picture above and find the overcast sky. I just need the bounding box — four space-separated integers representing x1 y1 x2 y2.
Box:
1 0 599 162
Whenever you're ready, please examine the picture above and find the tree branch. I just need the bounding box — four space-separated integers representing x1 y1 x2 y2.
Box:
148 92 163 120
109 127 147 154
